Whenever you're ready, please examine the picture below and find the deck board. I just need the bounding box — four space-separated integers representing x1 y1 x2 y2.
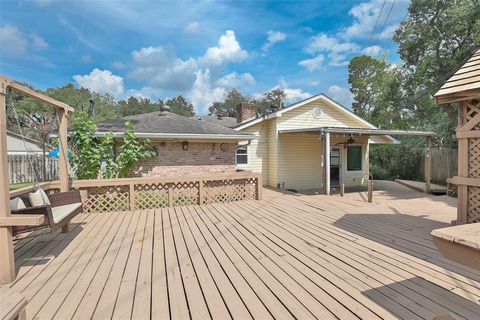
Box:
11 184 480 320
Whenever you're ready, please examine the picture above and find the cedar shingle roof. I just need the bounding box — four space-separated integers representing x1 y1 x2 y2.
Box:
435 49 480 104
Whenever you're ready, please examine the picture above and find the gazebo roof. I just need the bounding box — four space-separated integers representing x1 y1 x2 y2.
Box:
435 49 480 104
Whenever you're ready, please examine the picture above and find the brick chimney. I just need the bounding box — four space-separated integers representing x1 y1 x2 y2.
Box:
236 103 256 124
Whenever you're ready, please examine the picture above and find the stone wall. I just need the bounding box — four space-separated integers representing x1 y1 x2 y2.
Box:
133 141 237 177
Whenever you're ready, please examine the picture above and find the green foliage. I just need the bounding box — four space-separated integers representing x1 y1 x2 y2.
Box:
208 87 287 117
369 141 423 180
164 96 195 116
70 111 156 179
114 122 157 178
70 111 106 179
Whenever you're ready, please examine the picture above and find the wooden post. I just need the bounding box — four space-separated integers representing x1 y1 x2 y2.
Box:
58 108 70 232
367 180 373 203
256 174 263 200
198 178 204 205
0 88 16 284
325 132 331 195
58 108 69 193
340 183 345 197
425 136 432 194
168 187 173 207
457 102 469 224
129 182 135 210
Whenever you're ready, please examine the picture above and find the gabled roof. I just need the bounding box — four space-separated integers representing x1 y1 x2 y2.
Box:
435 48 480 104
234 93 379 130
96 111 254 141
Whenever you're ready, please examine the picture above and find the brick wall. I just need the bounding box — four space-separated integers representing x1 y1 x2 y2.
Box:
133 141 237 177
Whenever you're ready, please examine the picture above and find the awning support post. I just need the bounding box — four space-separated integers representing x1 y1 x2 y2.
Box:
325 132 330 195
425 136 432 193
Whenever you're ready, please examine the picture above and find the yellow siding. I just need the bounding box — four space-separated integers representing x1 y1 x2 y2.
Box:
267 120 278 187
331 135 369 187
278 133 323 190
239 122 269 185
277 98 372 130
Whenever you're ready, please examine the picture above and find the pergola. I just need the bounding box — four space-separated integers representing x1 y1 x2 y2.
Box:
278 127 436 195
0 74 73 284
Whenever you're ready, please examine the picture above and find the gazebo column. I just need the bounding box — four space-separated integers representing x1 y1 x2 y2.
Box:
325 132 330 195
58 108 70 232
0 89 15 284
425 136 432 193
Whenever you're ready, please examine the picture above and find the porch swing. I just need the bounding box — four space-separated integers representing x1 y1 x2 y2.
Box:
6 85 83 236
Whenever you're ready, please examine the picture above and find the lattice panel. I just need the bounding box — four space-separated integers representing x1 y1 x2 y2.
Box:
469 138 480 178
78 186 129 213
172 181 199 206
467 186 480 223
464 99 480 130
135 183 169 209
203 178 257 204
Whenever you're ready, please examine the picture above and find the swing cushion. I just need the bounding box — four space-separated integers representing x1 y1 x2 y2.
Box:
10 197 26 210
29 188 51 207
51 203 83 224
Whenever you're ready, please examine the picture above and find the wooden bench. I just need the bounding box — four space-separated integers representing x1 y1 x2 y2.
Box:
0 286 27 320
431 223 480 270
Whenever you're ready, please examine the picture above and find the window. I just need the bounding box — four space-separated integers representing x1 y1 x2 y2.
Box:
236 146 248 165
347 145 362 171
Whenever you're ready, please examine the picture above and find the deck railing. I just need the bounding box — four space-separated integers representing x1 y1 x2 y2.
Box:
10 172 262 213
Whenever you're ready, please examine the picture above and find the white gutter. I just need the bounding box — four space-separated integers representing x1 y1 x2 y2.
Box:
94 132 256 141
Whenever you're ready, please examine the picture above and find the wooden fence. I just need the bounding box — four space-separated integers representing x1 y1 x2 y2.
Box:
417 148 457 185
11 172 262 213
7 155 59 184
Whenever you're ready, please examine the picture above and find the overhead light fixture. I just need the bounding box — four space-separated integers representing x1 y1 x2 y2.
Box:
182 141 189 150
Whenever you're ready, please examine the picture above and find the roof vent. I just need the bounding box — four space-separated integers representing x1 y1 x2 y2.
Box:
159 105 171 114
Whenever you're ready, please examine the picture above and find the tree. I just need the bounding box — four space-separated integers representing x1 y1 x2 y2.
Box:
118 96 160 117
165 95 195 116
394 0 480 140
208 88 250 117
348 56 409 129
254 88 287 115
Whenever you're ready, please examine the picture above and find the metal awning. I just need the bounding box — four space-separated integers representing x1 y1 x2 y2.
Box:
278 127 436 136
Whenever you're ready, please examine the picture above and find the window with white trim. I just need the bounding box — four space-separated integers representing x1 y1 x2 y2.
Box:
347 145 362 171
236 146 248 165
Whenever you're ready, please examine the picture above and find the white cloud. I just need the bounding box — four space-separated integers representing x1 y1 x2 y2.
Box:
262 30 287 52
201 30 248 66
306 33 359 54
188 69 226 114
341 0 402 40
81 54 92 63
304 33 359 67
184 21 200 34
216 72 255 88
283 88 311 104
130 46 198 91
298 54 324 71
125 87 156 99
362 45 382 56
327 85 354 108
30 33 48 50
0 25 27 55
73 68 124 98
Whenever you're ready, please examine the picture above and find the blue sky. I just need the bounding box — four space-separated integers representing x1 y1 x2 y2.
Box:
0 0 408 114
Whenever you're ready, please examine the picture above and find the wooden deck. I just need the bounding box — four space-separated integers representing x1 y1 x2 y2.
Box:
9 182 480 319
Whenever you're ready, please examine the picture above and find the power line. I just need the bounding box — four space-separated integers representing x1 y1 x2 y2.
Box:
366 0 387 52
369 0 397 56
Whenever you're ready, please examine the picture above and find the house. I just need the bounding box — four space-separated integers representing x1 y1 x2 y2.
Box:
6 131 43 155
234 94 396 192
95 111 254 177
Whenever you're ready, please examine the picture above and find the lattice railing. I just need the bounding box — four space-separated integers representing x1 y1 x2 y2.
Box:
41 173 262 213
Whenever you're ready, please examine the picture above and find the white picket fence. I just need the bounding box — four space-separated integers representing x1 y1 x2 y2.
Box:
8 154 59 184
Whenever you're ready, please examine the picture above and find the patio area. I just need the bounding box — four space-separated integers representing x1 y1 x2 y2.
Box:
9 181 480 320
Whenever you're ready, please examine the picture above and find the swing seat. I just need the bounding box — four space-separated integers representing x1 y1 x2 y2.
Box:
11 190 83 236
